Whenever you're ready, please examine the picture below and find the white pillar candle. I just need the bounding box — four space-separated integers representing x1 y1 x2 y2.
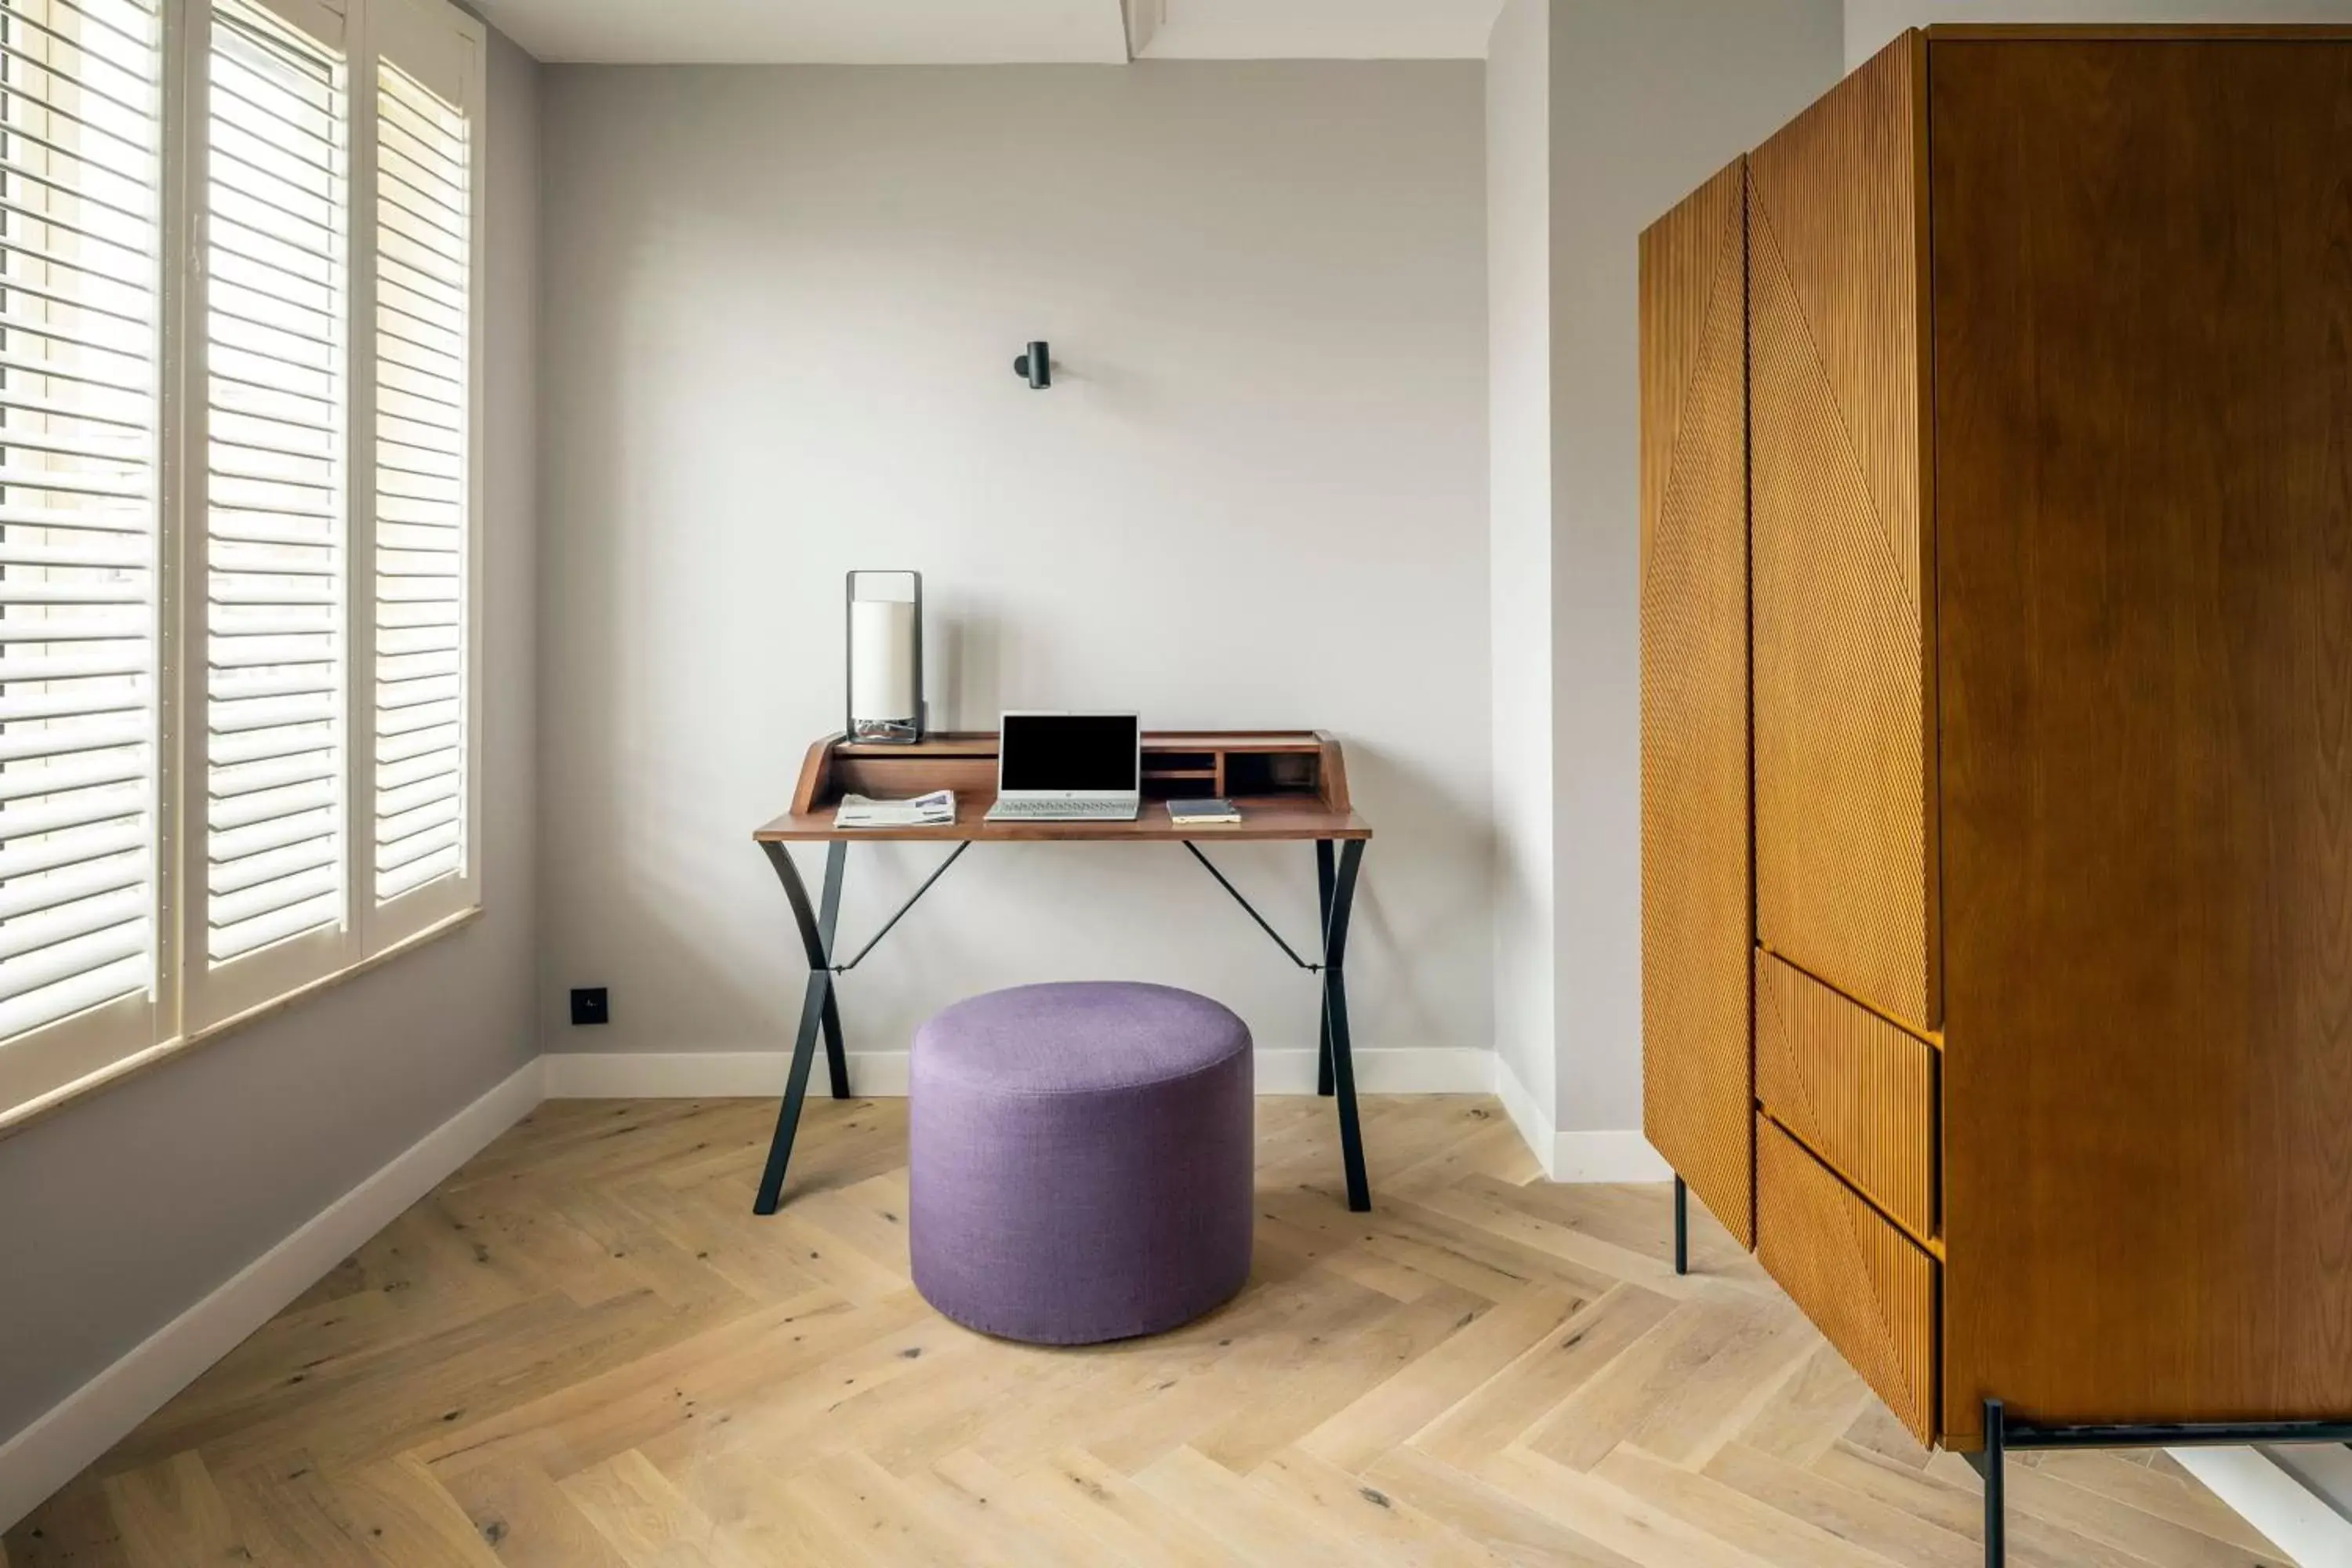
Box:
849 597 918 724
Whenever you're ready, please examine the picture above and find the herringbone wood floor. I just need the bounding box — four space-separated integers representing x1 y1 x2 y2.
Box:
6 1095 2288 1566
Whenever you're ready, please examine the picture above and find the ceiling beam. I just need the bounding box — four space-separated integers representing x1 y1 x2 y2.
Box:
1141 0 1501 60
1123 0 1163 60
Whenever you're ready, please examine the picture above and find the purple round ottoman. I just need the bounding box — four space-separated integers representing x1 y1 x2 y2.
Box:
908 981 1254 1345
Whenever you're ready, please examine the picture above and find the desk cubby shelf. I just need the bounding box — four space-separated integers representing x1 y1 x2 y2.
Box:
789 730 1352 815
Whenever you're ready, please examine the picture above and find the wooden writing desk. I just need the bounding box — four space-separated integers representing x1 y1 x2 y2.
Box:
751 730 1374 1215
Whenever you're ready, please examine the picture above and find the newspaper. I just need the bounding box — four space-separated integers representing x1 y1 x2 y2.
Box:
833 789 956 829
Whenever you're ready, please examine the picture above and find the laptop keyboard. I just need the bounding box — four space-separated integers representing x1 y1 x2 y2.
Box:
985 798 1138 820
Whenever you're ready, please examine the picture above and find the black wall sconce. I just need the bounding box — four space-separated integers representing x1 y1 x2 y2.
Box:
1013 341 1051 390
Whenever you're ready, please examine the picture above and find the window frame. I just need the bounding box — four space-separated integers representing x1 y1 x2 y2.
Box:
0 0 483 1128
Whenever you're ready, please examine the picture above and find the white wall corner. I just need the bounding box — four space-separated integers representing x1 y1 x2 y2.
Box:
1494 1047 1556 1177
0 1059 544 1534
542 1047 1497 1102
1495 1051 1668 1185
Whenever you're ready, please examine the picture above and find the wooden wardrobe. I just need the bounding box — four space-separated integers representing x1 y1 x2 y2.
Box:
1640 26 2352 1450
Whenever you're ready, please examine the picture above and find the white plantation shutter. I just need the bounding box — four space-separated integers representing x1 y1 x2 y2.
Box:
0 0 482 1121
369 54 464 909
199 0 348 985
0 0 163 1108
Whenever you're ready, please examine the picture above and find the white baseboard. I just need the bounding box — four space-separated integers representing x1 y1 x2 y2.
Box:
543 1049 853 1098
2172 1446 2352 1567
1255 1047 1494 1094
542 1046 1497 1100
1490 1055 1668 1183
0 1059 543 1534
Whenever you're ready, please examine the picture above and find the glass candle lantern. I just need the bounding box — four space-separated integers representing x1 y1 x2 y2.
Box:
845 571 923 743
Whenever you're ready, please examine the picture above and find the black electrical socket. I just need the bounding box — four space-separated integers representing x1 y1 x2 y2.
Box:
570 987 610 1026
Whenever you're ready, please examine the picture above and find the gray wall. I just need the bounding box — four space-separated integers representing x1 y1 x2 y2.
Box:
1546 0 1840 1138
1483 0 1839 1145
0 29 541 1447
535 63 1493 1073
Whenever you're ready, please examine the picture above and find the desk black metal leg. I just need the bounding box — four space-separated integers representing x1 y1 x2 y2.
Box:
1316 840 1336 1098
756 840 846 1215
1322 839 1370 1212
1674 1176 1689 1276
815 845 851 1101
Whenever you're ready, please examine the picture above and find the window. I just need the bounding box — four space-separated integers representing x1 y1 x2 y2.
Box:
0 0 482 1121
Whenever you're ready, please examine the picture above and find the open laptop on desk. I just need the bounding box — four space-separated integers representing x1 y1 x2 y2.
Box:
984 712 1141 822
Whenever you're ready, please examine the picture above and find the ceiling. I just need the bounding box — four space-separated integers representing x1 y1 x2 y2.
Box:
474 0 1506 66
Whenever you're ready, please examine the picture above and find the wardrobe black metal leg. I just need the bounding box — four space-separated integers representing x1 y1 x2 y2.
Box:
1316 840 1336 1098
1674 1176 1689 1276
1981 1398 2005 1568
1322 839 1370 1211
756 841 846 1214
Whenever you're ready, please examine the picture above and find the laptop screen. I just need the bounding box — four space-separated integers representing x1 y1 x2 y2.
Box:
1000 713 1139 793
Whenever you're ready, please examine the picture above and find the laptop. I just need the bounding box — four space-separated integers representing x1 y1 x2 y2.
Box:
984 712 1142 822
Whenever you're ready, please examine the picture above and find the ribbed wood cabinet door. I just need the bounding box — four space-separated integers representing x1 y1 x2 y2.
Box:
1748 33 1940 1033
1639 159 1753 1247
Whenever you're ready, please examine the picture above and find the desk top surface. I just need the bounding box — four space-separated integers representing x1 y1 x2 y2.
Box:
755 792 1372 844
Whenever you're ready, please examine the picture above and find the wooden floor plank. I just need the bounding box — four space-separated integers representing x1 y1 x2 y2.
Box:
1133 1444 1367 1566
1702 1442 1981 1568
426 1448 632 1568
558 1448 768 1568
1249 1445 1513 1568
1410 1284 1679 1470
1294 1283 1590 1473
103 1453 240 1568
899 1448 1130 1568
5 1095 2285 1568
333 1454 507 1568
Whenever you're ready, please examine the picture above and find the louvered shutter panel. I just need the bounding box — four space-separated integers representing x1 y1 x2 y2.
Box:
369 46 466 915
200 0 348 991
0 0 163 1105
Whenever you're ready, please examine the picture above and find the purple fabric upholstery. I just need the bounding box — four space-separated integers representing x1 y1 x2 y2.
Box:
909 982 1254 1345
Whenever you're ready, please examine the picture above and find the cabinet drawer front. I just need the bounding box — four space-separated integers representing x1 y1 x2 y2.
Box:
1755 951 1936 1236
1759 1116 1938 1443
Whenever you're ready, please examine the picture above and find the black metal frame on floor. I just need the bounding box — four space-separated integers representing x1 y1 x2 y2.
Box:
752 837 1371 1216
1670 1181 2352 1568
1965 1399 2352 1568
